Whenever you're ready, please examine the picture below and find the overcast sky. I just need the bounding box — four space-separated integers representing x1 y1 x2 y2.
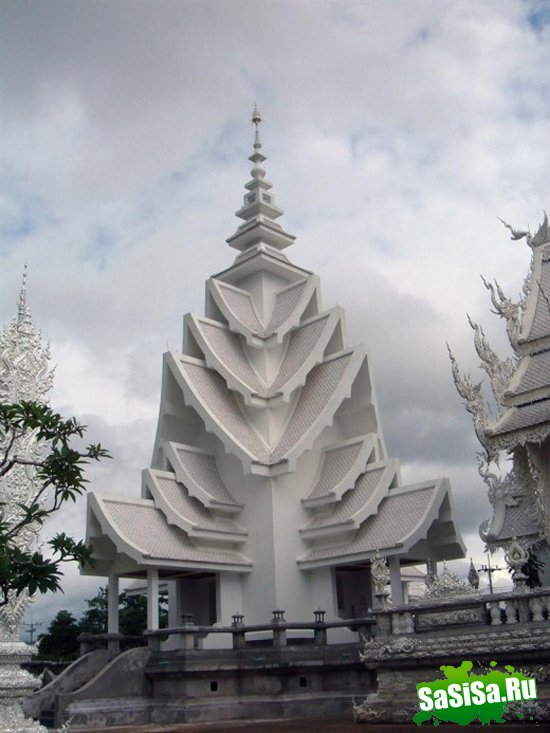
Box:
2 0 549 632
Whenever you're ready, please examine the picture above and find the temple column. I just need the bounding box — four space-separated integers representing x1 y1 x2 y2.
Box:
388 556 404 606
107 573 119 633
147 567 160 630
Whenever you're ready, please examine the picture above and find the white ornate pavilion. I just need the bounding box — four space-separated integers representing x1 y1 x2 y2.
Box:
450 212 550 573
84 110 465 640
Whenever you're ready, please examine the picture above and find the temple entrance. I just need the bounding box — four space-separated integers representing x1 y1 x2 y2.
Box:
171 572 218 626
334 565 371 619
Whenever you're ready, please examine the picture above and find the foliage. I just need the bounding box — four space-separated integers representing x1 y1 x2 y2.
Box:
37 586 168 659
524 550 545 589
78 586 109 634
79 586 168 636
0 401 109 606
506 548 545 589
37 610 80 661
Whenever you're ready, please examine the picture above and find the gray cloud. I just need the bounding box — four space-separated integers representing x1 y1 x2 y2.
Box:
1 0 548 629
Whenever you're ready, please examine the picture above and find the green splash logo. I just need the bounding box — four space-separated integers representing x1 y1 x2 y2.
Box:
414 660 537 726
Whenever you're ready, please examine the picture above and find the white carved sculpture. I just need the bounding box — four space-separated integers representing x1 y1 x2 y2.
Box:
504 538 529 593
424 564 474 599
371 552 391 608
0 270 51 732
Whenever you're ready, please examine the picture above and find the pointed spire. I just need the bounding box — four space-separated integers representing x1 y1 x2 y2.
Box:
249 104 266 182
16 263 33 332
226 107 295 253
251 104 262 151
0 266 54 403
468 558 479 589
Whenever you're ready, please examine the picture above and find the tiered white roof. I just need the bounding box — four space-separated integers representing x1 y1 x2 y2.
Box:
86 110 464 595
451 213 550 547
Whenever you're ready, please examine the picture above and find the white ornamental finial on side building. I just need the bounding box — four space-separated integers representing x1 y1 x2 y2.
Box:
0 269 54 638
0 267 54 403
0 270 51 731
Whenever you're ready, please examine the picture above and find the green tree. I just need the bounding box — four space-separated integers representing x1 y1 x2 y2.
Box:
37 610 80 661
0 401 109 606
79 586 168 636
506 548 545 589
79 586 108 634
524 550 545 589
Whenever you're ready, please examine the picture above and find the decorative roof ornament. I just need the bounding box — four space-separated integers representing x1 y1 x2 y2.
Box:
480 275 521 352
499 211 550 249
0 271 51 733
504 537 529 593
226 107 296 252
371 551 391 608
424 563 475 599
446 344 494 460
251 104 262 147
452 209 550 553
467 558 479 589
250 104 266 182
0 270 54 637
0 266 54 404
467 314 515 403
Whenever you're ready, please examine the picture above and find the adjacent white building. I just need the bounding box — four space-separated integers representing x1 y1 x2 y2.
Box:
84 110 465 638
451 212 550 580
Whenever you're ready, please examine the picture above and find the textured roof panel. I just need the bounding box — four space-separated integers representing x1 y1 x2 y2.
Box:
306 467 385 528
215 281 263 333
178 360 269 462
265 279 308 334
155 474 243 534
272 353 352 461
507 350 550 396
174 445 239 506
195 314 332 400
496 500 540 541
524 259 550 342
102 499 249 565
197 320 264 394
303 486 435 561
176 350 357 468
489 399 550 436
306 441 364 500
269 315 329 396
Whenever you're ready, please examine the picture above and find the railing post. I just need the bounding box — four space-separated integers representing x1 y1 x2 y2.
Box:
376 609 392 637
272 609 287 647
107 633 122 659
231 614 246 649
505 599 517 624
181 614 196 650
489 601 502 626
78 634 93 657
146 632 161 652
516 596 530 624
530 596 544 622
313 609 327 646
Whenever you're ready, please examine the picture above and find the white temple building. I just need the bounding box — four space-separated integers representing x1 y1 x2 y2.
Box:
450 213 550 576
84 110 465 638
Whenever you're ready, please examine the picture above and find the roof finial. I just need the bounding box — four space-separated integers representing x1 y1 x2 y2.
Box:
252 104 262 150
226 108 296 252
250 105 266 181
17 263 30 326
